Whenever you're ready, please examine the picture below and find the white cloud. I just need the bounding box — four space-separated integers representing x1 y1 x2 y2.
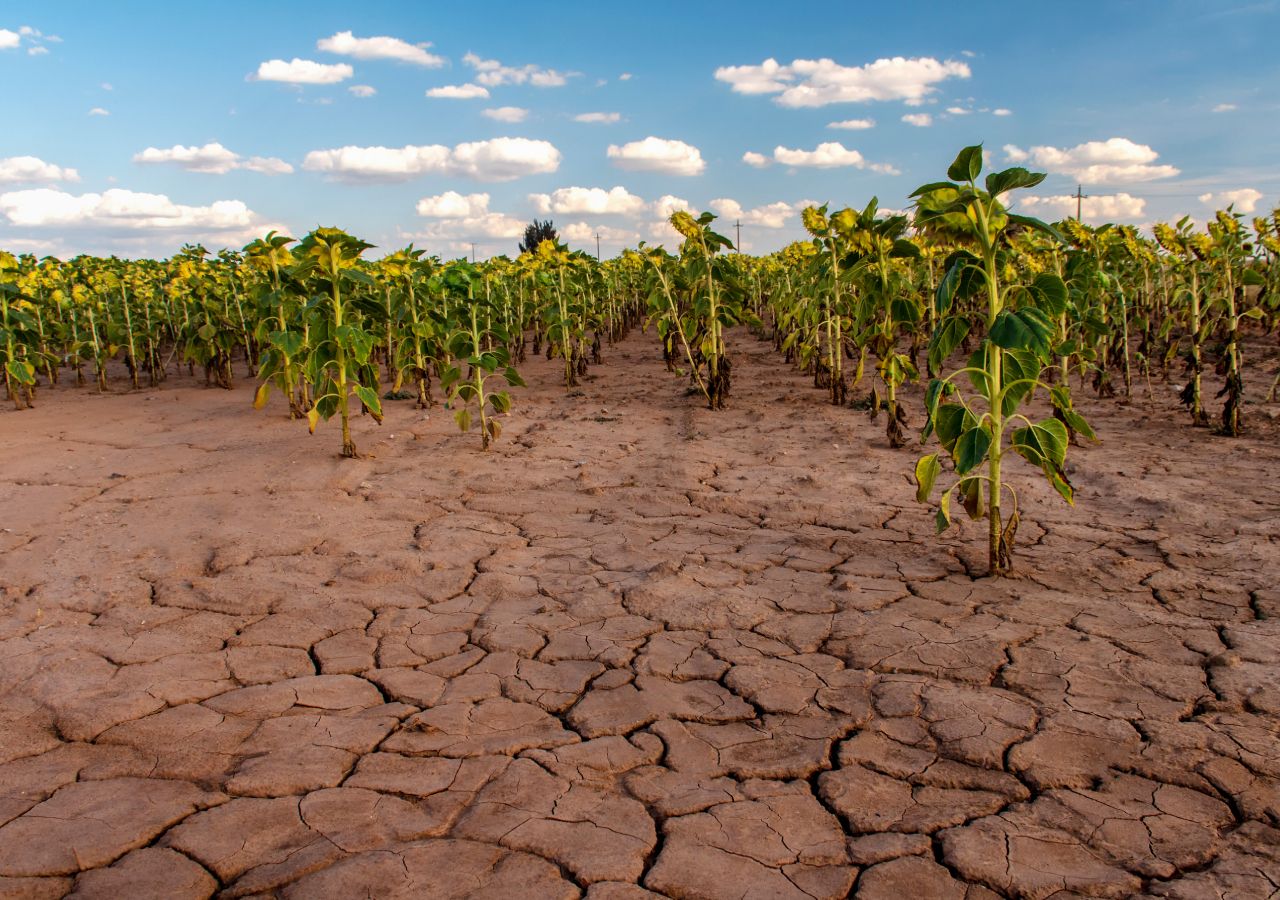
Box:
574 112 622 124
945 106 969 115
902 113 932 127
0 156 79 184
1020 192 1147 222
449 138 561 180
133 143 293 176
528 186 646 216
607 137 705 176
619 73 632 81
1009 138 1178 183
0 29 18 50
1212 103 1237 113
407 211 528 248
1199 188 1264 213
317 31 444 67
828 118 875 130
416 191 491 218
426 83 489 99
0 187 257 232
770 141 899 172
652 195 690 218
348 84 376 98
482 106 529 123
88 107 110 117
101 82 113 91
1003 144 1029 163
133 142 241 175
253 58 353 85
463 52 569 88
241 156 294 176
562 222 640 245
708 198 794 228
714 56 970 107
27 45 47 56
302 137 560 183
992 108 1012 116
742 151 771 169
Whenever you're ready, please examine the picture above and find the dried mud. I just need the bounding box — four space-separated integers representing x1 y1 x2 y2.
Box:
1 328 1278 898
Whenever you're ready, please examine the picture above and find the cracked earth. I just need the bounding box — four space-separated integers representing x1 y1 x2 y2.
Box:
1 328 1278 898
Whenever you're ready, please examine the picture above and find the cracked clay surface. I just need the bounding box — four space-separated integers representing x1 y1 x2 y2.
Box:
1 328 1278 898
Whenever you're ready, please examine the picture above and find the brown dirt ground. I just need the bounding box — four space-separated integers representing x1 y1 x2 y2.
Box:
1 327 1278 899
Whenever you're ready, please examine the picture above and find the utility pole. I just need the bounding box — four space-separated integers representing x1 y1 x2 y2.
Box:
471 242 476 263
1075 185 1087 222
595 232 601 262
735 220 742 252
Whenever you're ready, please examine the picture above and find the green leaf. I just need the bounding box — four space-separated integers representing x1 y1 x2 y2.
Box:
928 315 970 375
353 384 382 419
947 145 984 183
935 402 972 453
1001 348 1042 417
960 477 985 520
1013 419 1074 504
936 251 981 314
985 167 1046 196
5 359 35 385
1028 273 1068 317
1007 214 1065 243
991 307 1054 358
1012 419 1069 469
955 424 991 475
1241 268 1265 287
935 490 952 533
915 453 941 503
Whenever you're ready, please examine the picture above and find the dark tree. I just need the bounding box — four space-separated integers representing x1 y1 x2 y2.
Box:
519 219 559 254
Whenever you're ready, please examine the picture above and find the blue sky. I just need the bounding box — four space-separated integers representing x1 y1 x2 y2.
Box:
1 0 1277 259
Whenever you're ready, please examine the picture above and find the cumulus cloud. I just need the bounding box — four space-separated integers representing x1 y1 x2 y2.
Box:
133 142 241 174
828 118 875 130
242 156 294 176
0 187 258 233
1199 188 1264 213
482 106 528 123
463 52 570 87
317 31 444 67
415 191 491 218
1212 103 1237 113
0 155 79 184
742 151 771 169
133 142 293 176
253 58 353 85
714 56 970 107
574 112 622 124
992 108 1012 116
945 106 969 115
708 198 794 228
651 195 691 218
1019 192 1147 222
767 141 898 173
1003 138 1179 183
0 29 18 50
348 84 376 98
607 137 705 176
302 137 561 182
528 186 646 216
88 107 110 116
902 113 932 127
426 83 489 99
